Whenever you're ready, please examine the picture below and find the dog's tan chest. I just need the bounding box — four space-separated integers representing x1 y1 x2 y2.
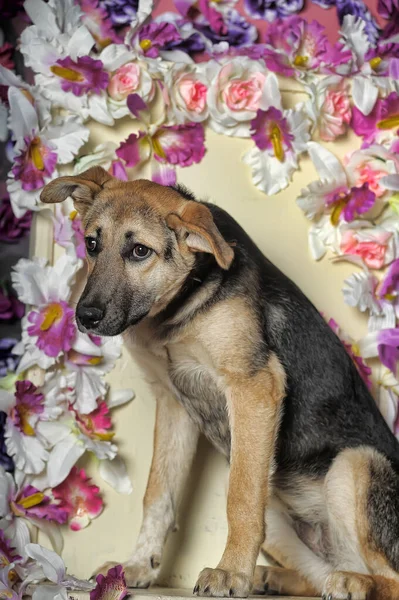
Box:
167 343 231 458
126 328 231 458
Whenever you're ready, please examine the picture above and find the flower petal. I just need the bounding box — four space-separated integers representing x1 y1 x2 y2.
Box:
352 76 379 116
32 584 68 600
107 389 135 409
25 543 66 584
47 434 85 487
99 457 133 495
66 26 95 61
307 142 347 184
45 117 90 164
8 86 39 141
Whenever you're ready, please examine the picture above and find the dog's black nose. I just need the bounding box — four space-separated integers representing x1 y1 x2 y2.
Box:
76 305 105 329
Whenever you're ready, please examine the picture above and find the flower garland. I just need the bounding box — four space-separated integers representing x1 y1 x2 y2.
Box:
1 0 399 596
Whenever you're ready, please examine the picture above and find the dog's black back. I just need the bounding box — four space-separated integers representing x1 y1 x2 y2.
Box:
203 200 399 477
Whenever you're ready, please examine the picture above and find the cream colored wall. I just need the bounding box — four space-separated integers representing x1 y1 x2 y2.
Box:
33 87 369 587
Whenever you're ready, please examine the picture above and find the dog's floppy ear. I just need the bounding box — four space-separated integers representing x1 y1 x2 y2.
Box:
40 166 112 218
166 201 234 270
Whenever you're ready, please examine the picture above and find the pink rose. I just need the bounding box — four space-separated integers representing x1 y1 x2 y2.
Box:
108 63 141 101
319 85 351 142
179 77 207 114
354 164 389 198
220 67 265 112
340 230 392 269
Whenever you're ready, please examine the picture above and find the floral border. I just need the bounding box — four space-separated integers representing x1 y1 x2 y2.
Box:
1 0 399 596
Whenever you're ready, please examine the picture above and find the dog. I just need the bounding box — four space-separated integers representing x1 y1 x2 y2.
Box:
41 166 399 600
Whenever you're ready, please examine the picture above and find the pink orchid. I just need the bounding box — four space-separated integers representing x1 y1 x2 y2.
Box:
90 565 128 600
27 300 76 358
53 467 103 531
73 400 114 443
328 319 372 389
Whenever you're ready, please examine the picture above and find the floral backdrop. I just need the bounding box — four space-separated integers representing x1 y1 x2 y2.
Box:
1 0 399 596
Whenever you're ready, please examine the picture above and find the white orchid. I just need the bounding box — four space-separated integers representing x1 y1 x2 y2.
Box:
20 0 113 125
297 142 399 261
6 87 88 217
243 72 311 195
11 255 81 373
339 15 396 115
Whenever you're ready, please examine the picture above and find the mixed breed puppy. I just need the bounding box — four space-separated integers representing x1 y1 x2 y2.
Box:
42 168 399 600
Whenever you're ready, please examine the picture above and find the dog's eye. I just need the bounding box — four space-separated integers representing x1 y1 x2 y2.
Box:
131 244 152 260
86 237 97 254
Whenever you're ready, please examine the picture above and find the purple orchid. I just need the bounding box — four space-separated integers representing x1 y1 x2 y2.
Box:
250 107 294 160
12 136 57 193
11 381 45 437
12 484 69 523
51 56 109 97
342 184 376 222
102 0 139 25
263 17 349 76
80 0 120 47
117 109 206 181
0 413 14 472
195 8 258 47
336 0 380 44
376 328 399 375
326 184 376 223
0 530 20 568
244 0 304 22
0 286 24 323
138 22 183 58
380 258 399 299
90 565 128 600
351 92 399 149
0 339 20 377
0 198 32 243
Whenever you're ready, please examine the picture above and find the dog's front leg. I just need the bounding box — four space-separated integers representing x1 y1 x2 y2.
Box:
194 355 286 598
95 389 199 587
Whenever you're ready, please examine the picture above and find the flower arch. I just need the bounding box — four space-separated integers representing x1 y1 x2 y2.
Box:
1 0 399 596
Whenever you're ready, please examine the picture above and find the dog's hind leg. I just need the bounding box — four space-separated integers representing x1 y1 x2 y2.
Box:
253 504 332 597
322 447 399 600
253 565 318 596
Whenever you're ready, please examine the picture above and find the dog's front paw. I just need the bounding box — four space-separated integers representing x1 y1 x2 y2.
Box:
93 555 161 588
193 567 252 598
322 572 375 600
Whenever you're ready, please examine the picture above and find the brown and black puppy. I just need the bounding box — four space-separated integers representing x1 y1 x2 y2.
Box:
41 167 399 600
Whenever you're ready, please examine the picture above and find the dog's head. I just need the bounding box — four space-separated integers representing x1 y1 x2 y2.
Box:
41 167 234 336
